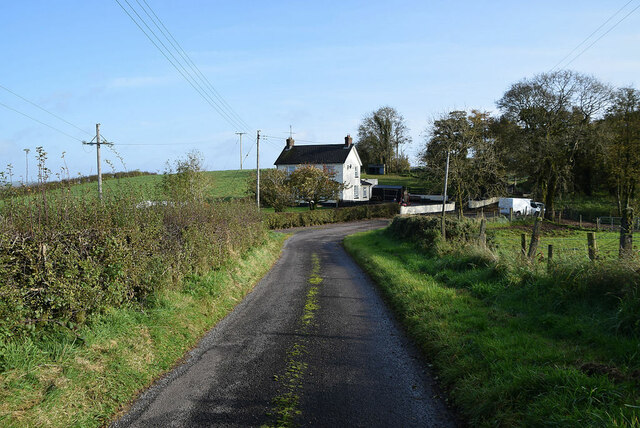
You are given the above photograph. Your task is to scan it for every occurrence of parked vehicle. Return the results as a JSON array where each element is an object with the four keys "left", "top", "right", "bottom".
[{"left": 498, "top": 197, "right": 544, "bottom": 216}]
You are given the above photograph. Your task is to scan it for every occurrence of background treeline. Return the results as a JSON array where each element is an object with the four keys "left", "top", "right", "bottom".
[{"left": 357, "top": 71, "right": 640, "bottom": 227}]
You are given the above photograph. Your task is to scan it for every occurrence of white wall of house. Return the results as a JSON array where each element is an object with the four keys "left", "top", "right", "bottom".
[{"left": 275, "top": 147, "right": 367, "bottom": 202}]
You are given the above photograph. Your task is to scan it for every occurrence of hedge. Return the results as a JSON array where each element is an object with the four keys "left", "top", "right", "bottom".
[
  {"left": 262, "top": 203, "right": 400, "bottom": 229},
  {"left": 0, "top": 197, "right": 266, "bottom": 340}
]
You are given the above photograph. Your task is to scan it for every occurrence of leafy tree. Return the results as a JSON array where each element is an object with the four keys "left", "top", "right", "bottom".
[
  {"left": 601, "top": 87, "right": 640, "bottom": 255},
  {"left": 249, "top": 169, "right": 295, "bottom": 212},
  {"left": 356, "top": 106, "right": 411, "bottom": 172},
  {"left": 288, "top": 164, "right": 342, "bottom": 210},
  {"left": 497, "top": 70, "right": 611, "bottom": 218},
  {"left": 160, "top": 150, "right": 212, "bottom": 202},
  {"left": 421, "top": 110, "right": 504, "bottom": 218}
]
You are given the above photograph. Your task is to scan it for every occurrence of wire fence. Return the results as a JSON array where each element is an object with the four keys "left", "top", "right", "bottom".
[{"left": 493, "top": 232, "right": 636, "bottom": 261}]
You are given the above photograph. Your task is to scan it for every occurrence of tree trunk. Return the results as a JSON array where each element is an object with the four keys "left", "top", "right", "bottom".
[{"left": 543, "top": 172, "right": 558, "bottom": 221}]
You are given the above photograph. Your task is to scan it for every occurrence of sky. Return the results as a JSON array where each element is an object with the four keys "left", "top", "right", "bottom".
[{"left": 1, "top": 0, "right": 639, "bottom": 183}]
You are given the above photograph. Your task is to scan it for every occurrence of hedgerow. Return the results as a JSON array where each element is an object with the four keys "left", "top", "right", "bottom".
[
  {"left": 262, "top": 203, "right": 399, "bottom": 229},
  {"left": 0, "top": 188, "right": 265, "bottom": 342}
]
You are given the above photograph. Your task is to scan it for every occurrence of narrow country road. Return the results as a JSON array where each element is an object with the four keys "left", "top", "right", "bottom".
[{"left": 113, "top": 220, "right": 457, "bottom": 427}]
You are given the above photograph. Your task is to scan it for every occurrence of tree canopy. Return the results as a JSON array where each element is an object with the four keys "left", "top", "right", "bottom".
[
  {"left": 421, "top": 110, "right": 504, "bottom": 217},
  {"left": 356, "top": 106, "right": 411, "bottom": 173},
  {"left": 496, "top": 70, "right": 612, "bottom": 218}
]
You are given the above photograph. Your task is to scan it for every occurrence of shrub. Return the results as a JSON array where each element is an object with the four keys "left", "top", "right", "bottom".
[
  {"left": 262, "top": 203, "right": 399, "bottom": 229},
  {"left": 386, "top": 215, "right": 476, "bottom": 251},
  {"left": 0, "top": 193, "right": 265, "bottom": 340}
]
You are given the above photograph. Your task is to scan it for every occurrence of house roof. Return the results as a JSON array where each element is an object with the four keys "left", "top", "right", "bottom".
[{"left": 274, "top": 144, "right": 354, "bottom": 165}]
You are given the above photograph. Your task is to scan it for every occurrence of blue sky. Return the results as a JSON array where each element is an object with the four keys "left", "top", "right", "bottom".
[{"left": 1, "top": 1, "right": 639, "bottom": 182}]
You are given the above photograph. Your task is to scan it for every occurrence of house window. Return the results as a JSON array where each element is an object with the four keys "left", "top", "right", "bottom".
[
  {"left": 287, "top": 165, "right": 296, "bottom": 174},
  {"left": 355, "top": 166, "right": 359, "bottom": 178},
  {"left": 363, "top": 186, "right": 367, "bottom": 199},
  {"left": 354, "top": 185, "right": 359, "bottom": 199}
]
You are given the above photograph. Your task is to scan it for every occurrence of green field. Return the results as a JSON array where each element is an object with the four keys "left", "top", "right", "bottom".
[
  {"left": 362, "top": 172, "right": 429, "bottom": 193},
  {"left": 1, "top": 170, "right": 254, "bottom": 205}
]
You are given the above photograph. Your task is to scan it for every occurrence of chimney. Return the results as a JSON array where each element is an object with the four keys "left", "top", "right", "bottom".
[
  {"left": 286, "top": 137, "right": 295, "bottom": 150},
  {"left": 344, "top": 134, "right": 353, "bottom": 148}
]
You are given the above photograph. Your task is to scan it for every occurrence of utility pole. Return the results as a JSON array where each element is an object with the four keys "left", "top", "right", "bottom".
[
  {"left": 83, "top": 123, "right": 112, "bottom": 199},
  {"left": 256, "top": 130, "right": 260, "bottom": 208},
  {"left": 236, "top": 132, "right": 246, "bottom": 170},
  {"left": 441, "top": 149, "right": 450, "bottom": 240},
  {"left": 23, "top": 148, "right": 30, "bottom": 185}
]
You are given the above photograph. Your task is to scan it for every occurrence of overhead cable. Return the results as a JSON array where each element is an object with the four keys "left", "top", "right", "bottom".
[
  {"left": 114, "top": 0, "right": 250, "bottom": 132},
  {"left": 0, "top": 101, "right": 85, "bottom": 142},
  {"left": 552, "top": 0, "right": 640, "bottom": 70},
  {"left": 137, "top": 0, "right": 252, "bottom": 131}
]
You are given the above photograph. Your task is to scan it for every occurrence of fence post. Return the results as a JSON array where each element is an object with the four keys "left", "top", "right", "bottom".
[
  {"left": 527, "top": 215, "right": 542, "bottom": 260},
  {"left": 547, "top": 244, "right": 553, "bottom": 271},
  {"left": 479, "top": 218, "right": 487, "bottom": 248},
  {"left": 619, "top": 207, "right": 633, "bottom": 259},
  {"left": 587, "top": 232, "right": 597, "bottom": 261},
  {"left": 552, "top": 209, "right": 555, "bottom": 221},
  {"left": 611, "top": 217, "right": 614, "bottom": 230},
  {"left": 579, "top": 214, "right": 582, "bottom": 229},
  {"left": 509, "top": 207, "right": 513, "bottom": 222},
  {"left": 521, "top": 234, "right": 527, "bottom": 257},
  {"left": 596, "top": 217, "right": 600, "bottom": 231}
]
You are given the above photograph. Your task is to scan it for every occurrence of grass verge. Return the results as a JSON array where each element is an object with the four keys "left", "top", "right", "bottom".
[
  {"left": 344, "top": 229, "right": 640, "bottom": 426},
  {"left": 0, "top": 232, "right": 286, "bottom": 427}
]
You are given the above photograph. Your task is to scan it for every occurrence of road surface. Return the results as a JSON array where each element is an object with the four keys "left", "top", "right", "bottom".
[{"left": 113, "top": 220, "right": 458, "bottom": 427}]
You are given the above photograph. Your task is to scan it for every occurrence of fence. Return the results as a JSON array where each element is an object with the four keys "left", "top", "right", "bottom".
[
  {"left": 468, "top": 197, "right": 500, "bottom": 209},
  {"left": 400, "top": 203, "right": 455, "bottom": 215},
  {"left": 489, "top": 227, "right": 637, "bottom": 262},
  {"left": 596, "top": 216, "right": 640, "bottom": 232}
]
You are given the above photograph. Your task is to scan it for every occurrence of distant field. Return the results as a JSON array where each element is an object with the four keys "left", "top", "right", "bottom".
[
  {"left": 361, "top": 172, "right": 429, "bottom": 193},
  {"left": 2, "top": 170, "right": 254, "bottom": 203}
]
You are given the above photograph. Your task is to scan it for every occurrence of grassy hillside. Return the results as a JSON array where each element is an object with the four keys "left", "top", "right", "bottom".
[{"left": 1, "top": 170, "right": 253, "bottom": 204}]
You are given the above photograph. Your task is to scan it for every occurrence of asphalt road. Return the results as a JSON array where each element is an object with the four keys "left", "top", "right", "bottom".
[{"left": 113, "top": 220, "right": 458, "bottom": 427}]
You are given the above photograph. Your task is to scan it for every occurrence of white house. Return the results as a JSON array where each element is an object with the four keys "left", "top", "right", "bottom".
[{"left": 273, "top": 135, "right": 373, "bottom": 202}]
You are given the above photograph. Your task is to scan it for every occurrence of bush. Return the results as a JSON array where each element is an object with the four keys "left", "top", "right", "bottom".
[
  {"left": 386, "top": 215, "right": 476, "bottom": 251},
  {"left": 0, "top": 194, "right": 266, "bottom": 340},
  {"left": 262, "top": 203, "right": 399, "bottom": 229}
]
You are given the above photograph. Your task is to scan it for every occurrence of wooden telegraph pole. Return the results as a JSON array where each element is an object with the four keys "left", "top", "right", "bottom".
[
  {"left": 256, "top": 130, "right": 260, "bottom": 208},
  {"left": 83, "top": 123, "right": 112, "bottom": 199},
  {"left": 441, "top": 150, "right": 450, "bottom": 240},
  {"left": 236, "top": 132, "right": 246, "bottom": 170}
]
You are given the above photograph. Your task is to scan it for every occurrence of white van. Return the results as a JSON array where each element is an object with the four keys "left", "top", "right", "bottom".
[{"left": 498, "top": 197, "right": 544, "bottom": 216}]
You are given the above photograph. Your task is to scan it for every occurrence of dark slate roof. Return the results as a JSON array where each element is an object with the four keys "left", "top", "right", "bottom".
[{"left": 274, "top": 144, "right": 353, "bottom": 165}]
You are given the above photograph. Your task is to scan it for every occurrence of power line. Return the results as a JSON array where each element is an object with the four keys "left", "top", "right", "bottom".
[
  {"left": 552, "top": 0, "right": 640, "bottom": 70},
  {"left": 137, "top": 0, "right": 252, "bottom": 131},
  {"left": 0, "top": 84, "right": 93, "bottom": 136},
  {"left": 114, "top": 0, "right": 250, "bottom": 132},
  {"left": 0, "top": 100, "right": 84, "bottom": 142}
]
